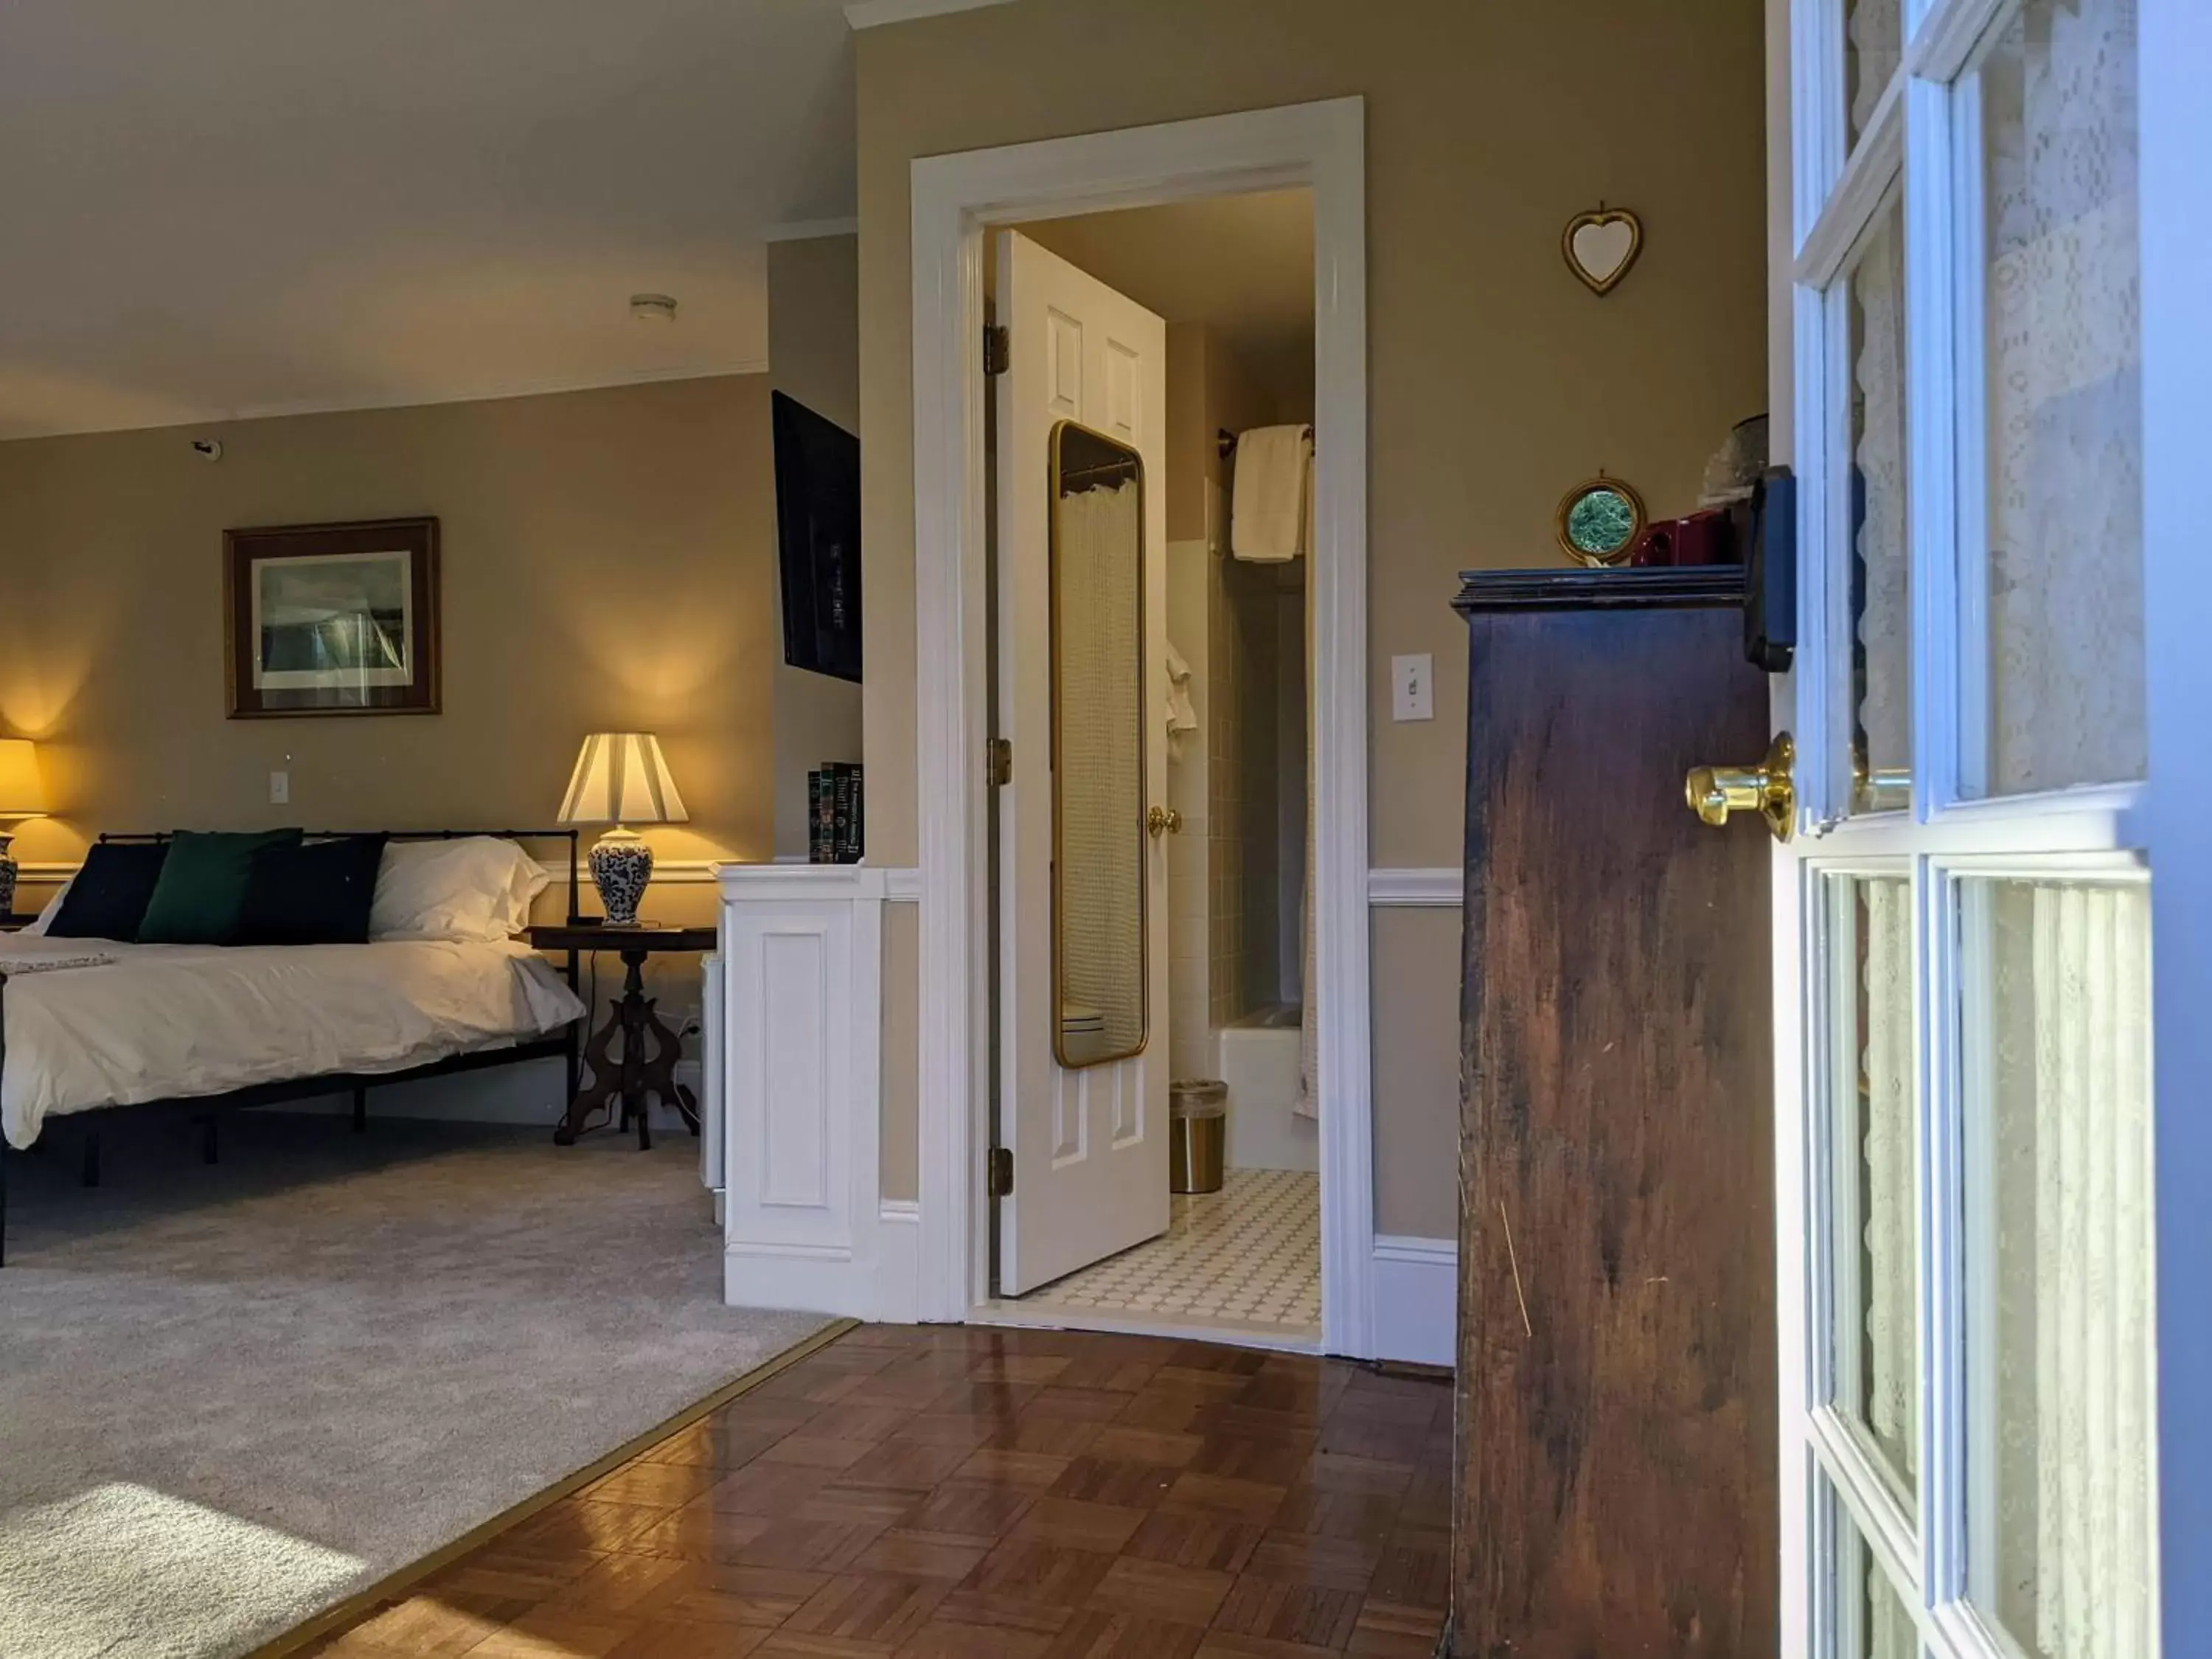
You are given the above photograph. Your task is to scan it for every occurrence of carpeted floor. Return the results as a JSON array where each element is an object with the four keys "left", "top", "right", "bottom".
[{"left": 0, "top": 1113, "right": 831, "bottom": 1659}]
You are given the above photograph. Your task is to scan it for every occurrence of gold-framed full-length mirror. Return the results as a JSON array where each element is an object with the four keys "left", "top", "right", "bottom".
[{"left": 1048, "top": 419, "right": 1149, "bottom": 1071}]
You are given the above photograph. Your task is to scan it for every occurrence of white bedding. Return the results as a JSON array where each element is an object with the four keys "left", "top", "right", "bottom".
[{"left": 0, "top": 934, "right": 586, "bottom": 1150}]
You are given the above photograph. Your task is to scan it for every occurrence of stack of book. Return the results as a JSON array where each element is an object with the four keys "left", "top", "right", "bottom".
[{"left": 808, "top": 762, "right": 864, "bottom": 863}]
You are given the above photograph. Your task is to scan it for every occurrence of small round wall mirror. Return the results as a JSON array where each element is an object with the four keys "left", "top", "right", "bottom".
[{"left": 1555, "top": 475, "right": 1646, "bottom": 567}]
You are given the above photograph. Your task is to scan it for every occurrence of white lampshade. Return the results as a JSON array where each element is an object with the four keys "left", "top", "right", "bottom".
[
  {"left": 0, "top": 739, "right": 46, "bottom": 818},
  {"left": 557, "top": 733, "right": 689, "bottom": 827}
]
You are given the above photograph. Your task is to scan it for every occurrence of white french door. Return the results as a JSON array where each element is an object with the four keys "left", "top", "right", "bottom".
[{"left": 1777, "top": 0, "right": 2169, "bottom": 1655}]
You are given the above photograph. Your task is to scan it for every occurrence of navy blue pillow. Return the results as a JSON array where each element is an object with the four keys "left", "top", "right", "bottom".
[
  {"left": 46, "top": 841, "right": 171, "bottom": 941},
  {"left": 235, "top": 834, "right": 389, "bottom": 946}
]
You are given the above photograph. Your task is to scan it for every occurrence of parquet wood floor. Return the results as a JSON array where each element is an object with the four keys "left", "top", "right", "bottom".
[{"left": 302, "top": 1323, "right": 1451, "bottom": 1658}]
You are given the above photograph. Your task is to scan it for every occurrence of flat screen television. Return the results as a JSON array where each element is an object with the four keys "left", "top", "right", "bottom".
[{"left": 772, "top": 391, "right": 862, "bottom": 683}]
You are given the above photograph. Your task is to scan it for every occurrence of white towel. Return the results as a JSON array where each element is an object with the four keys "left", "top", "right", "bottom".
[
  {"left": 1164, "top": 639, "right": 1198, "bottom": 757},
  {"left": 1230, "top": 425, "right": 1312, "bottom": 563}
]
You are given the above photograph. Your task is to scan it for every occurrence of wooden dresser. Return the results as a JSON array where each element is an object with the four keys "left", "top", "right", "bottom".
[{"left": 1449, "top": 567, "right": 1778, "bottom": 1655}]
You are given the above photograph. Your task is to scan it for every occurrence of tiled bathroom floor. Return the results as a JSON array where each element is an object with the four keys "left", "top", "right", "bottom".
[{"left": 1011, "top": 1167, "right": 1321, "bottom": 1335}]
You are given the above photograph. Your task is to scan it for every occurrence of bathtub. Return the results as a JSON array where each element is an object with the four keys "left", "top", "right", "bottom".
[{"left": 1216, "top": 1003, "right": 1318, "bottom": 1173}]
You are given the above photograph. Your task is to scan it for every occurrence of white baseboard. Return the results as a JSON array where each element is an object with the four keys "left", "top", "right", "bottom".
[
  {"left": 875, "top": 1200, "right": 922, "bottom": 1322},
  {"left": 1371, "top": 1234, "right": 1456, "bottom": 1368},
  {"left": 723, "top": 1203, "right": 921, "bottom": 1323}
]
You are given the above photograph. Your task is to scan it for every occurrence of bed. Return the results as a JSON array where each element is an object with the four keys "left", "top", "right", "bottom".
[{"left": 0, "top": 830, "right": 591, "bottom": 1265}]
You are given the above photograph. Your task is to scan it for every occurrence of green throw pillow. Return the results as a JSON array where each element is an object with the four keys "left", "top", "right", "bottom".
[{"left": 136, "top": 829, "right": 304, "bottom": 945}]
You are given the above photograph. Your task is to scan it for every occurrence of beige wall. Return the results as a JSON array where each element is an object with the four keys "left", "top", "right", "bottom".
[
  {"left": 0, "top": 375, "right": 781, "bottom": 1006},
  {"left": 880, "top": 897, "right": 921, "bottom": 1202},
  {"left": 768, "top": 235, "right": 866, "bottom": 860},
  {"left": 855, "top": 0, "right": 1767, "bottom": 1235}
]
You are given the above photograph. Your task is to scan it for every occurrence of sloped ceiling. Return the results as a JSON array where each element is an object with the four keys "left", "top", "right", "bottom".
[{"left": 0, "top": 0, "right": 860, "bottom": 439}]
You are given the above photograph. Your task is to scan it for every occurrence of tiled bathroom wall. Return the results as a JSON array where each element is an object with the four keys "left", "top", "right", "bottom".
[
  {"left": 1207, "top": 533, "right": 1248, "bottom": 1025},
  {"left": 1166, "top": 532, "right": 1214, "bottom": 1083}
]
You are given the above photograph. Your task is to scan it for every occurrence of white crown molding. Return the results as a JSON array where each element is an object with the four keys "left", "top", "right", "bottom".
[
  {"left": 764, "top": 218, "right": 860, "bottom": 243},
  {"left": 1366, "top": 867, "right": 1463, "bottom": 908},
  {"left": 3, "top": 361, "right": 770, "bottom": 445},
  {"left": 844, "top": 0, "right": 1017, "bottom": 29}
]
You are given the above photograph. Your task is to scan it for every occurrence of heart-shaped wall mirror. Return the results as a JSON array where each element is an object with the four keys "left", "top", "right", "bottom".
[
  {"left": 1562, "top": 205, "right": 1643, "bottom": 296},
  {"left": 1556, "top": 473, "right": 1646, "bottom": 566}
]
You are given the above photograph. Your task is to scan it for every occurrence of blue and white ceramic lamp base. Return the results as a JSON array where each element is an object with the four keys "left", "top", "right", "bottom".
[{"left": 588, "top": 830, "right": 654, "bottom": 927}]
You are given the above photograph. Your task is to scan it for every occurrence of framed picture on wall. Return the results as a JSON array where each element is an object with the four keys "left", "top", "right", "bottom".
[{"left": 224, "top": 518, "right": 440, "bottom": 717}]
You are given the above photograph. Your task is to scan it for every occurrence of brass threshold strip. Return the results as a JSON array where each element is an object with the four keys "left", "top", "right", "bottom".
[{"left": 245, "top": 1317, "right": 860, "bottom": 1659}]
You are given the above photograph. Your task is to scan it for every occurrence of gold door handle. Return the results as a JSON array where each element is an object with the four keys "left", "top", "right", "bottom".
[
  {"left": 1685, "top": 732, "right": 1796, "bottom": 844},
  {"left": 1147, "top": 806, "right": 1183, "bottom": 838}
]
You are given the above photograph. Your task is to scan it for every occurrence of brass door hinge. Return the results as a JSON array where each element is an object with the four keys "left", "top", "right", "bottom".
[
  {"left": 987, "top": 738, "right": 1013, "bottom": 787},
  {"left": 987, "top": 1146, "right": 1014, "bottom": 1197},
  {"left": 984, "top": 324, "right": 1010, "bottom": 376}
]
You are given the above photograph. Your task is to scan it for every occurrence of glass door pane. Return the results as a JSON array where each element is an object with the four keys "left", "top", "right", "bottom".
[
  {"left": 1847, "top": 206, "right": 1911, "bottom": 815},
  {"left": 1847, "top": 0, "right": 1902, "bottom": 142},
  {"left": 1861, "top": 1553, "right": 1920, "bottom": 1659},
  {"left": 1962, "top": 876, "right": 2157, "bottom": 1658},
  {"left": 1825, "top": 874, "right": 1918, "bottom": 1498},
  {"left": 1974, "top": 0, "right": 2145, "bottom": 796},
  {"left": 1828, "top": 1472, "right": 1921, "bottom": 1659}
]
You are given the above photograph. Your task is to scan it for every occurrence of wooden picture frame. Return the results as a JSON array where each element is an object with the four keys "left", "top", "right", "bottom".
[{"left": 224, "top": 518, "right": 440, "bottom": 718}]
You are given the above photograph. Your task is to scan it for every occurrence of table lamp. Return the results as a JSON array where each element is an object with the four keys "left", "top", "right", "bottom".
[
  {"left": 0, "top": 738, "right": 47, "bottom": 917},
  {"left": 557, "top": 733, "right": 688, "bottom": 927}
]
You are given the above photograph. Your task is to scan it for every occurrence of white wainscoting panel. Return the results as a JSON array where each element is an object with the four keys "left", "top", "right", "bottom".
[
  {"left": 720, "top": 864, "right": 897, "bottom": 1319},
  {"left": 1371, "top": 1234, "right": 1457, "bottom": 1368}
]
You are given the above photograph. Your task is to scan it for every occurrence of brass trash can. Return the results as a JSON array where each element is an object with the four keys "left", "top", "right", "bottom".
[{"left": 1169, "top": 1079, "right": 1228, "bottom": 1194}]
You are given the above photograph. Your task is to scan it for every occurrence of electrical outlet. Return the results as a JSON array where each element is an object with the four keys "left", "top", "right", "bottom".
[
  {"left": 1391, "top": 653, "right": 1434, "bottom": 722},
  {"left": 269, "top": 770, "right": 291, "bottom": 805}
]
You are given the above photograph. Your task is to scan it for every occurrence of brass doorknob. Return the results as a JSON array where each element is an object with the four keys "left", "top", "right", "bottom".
[
  {"left": 1147, "top": 806, "right": 1183, "bottom": 838},
  {"left": 1685, "top": 732, "right": 1796, "bottom": 844}
]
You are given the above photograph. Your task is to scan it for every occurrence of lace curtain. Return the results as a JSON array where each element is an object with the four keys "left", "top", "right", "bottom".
[
  {"left": 1848, "top": 0, "right": 1901, "bottom": 138},
  {"left": 1852, "top": 211, "right": 1911, "bottom": 799},
  {"left": 1861, "top": 880, "right": 1919, "bottom": 1493},
  {"left": 1980, "top": 879, "right": 2157, "bottom": 1658},
  {"left": 1982, "top": 0, "right": 2145, "bottom": 796}
]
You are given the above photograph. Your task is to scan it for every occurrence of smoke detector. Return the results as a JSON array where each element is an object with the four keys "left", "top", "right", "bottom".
[{"left": 629, "top": 293, "right": 678, "bottom": 323}]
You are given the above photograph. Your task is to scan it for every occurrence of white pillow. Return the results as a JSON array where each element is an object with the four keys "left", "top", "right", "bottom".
[
  {"left": 19, "top": 880, "right": 72, "bottom": 937},
  {"left": 369, "top": 837, "right": 549, "bottom": 943}
]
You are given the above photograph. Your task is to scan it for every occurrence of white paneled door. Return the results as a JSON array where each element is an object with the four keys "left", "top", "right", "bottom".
[
  {"left": 1773, "top": 1, "right": 2168, "bottom": 1654},
  {"left": 992, "top": 230, "right": 1170, "bottom": 1295}
]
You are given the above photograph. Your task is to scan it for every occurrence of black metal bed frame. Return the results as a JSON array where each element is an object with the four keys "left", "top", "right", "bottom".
[{"left": 0, "top": 827, "right": 586, "bottom": 1267}]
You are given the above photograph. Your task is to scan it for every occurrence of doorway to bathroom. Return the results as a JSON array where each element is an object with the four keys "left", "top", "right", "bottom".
[
  {"left": 908, "top": 98, "right": 1371, "bottom": 1358},
  {"left": 981, "top": 188, "right": 1323, "bottom": 1349}
]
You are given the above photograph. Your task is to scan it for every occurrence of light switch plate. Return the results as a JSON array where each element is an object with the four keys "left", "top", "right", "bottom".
[
  {"left": 1391, "top": 653, "right": 1434, "bottom": 722},
  {"left": 269, "top": 770, "right": 290, "bottom": 805}
]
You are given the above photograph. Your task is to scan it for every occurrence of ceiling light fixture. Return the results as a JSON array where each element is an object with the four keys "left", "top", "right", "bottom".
[{"left": 629, "top": 293, "right": 679, "bottom": 324}]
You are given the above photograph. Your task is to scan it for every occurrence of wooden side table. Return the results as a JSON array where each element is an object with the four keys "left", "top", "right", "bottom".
[{"left": 527, "top": 923, "right": 718, "bottom": 1150}]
